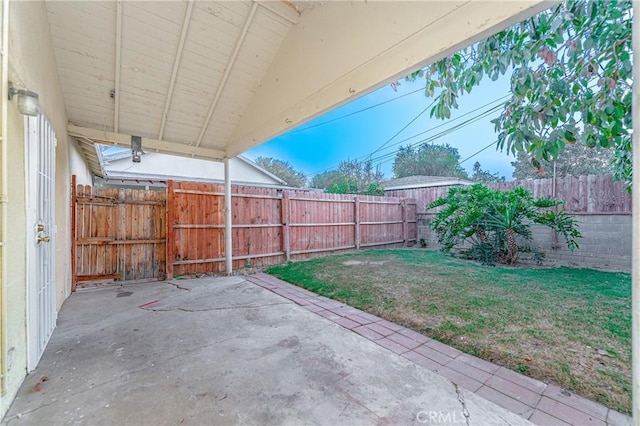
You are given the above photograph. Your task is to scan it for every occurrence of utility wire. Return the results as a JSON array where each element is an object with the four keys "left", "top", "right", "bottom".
[
  {"left": 287, "top": 86, "right": 426, "bottom": 134},
  {"left": 365, "top": 103, "right": 503, "bottom": 162},
  {"left": 459, "top": 140, "right": 499, "bottom": 164},
  {"left": 365, "top": 98, "right": 438, "bottom": 159},
  {"left": 307, "top": 96, "right": 509, "bottom": 178},
  {"left": 374, "top": 138, "right": 500, "bottom": 171},
  {"left": 371, "top": 96, "right": 508, "bottom": 154},
  {"left": 368, "top": 138, "right": 503, "bottom": 174},
  {"left": 307, "top": 105, "right": 489, "bottom": 177},
  {"left": 363, "top": 111, "right": 497, "bottom": 166}
]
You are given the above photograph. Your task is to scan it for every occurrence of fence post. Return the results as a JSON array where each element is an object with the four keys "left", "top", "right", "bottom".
[
  {"left": 166, "top": 180, "right": 175, "bottom": 280},
  {"left": 551, "top": 170, "right": 559, "bottom": 249},
  {"left": 70, "top": 174, "right": 77, "bottom": 292},
  {"left": 354, "top": 196, "right": 360, "bottom": 250},
  {"left": 224, "top": 160, "right": 233, "bottom": 275},
  {"left": 282, "top": 191, "right": 291, "bottom": 262},
  {"left": 402, "top": 199, "right": 408, "bottom": 247}
]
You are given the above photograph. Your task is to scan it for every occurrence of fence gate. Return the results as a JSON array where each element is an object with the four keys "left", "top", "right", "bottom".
[{"left": 71, "top": 182, "right": 167, "bottom": 289}]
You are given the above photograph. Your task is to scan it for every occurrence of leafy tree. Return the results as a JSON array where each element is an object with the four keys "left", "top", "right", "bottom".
[
  {"left": 471, "top": 161, "right": 506, "bottom": 183},
  {"left": 511, "top": 143, "right": 615, "bottom": 179},
  {"left": 393, "top": 143, "right": 468, "bottom": 178},
  {"left": 410, "top": 0, "right": 632, "bottom": 186},
  {"left": 309, "top": 170, "right": 343, "bottom": 189},
  {"left": 428, "top": 184, "right": 581, "bottom": 265},
  {"left": 325, "top": 159, "right": 385, "bottom": 195},
  {"left": 253, "top": 156, "right": 306, "bottom": 188}
]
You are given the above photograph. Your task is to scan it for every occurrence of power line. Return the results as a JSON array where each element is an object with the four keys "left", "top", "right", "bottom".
[
  {"left": 287, "top": 86, "right": 426, "bottom": 134},
  {"left": 366, "top": 90, "right": 507, "bottom": 162},
  {"left": 459, "top": 140, "right": 499, "bottom": 164},
  {"left": 366, "top": 103, "right": 504, "bottom": 162},
  {"left": 365, "top": 98, "right": 438, "bottom": 159},
  {"left": 370, "top": 96, "right": 509, "bottom": 155},
  {"left": 365, "top": 111, "right": 497, "bottom": 166},
  {"left": 374, "top": 138, "right": 501, "bottom": 172},
  {"left": 307, "top": 96, "right": 509, "bottom": 178},
  {"left": 361, "top": 138, "right": 502, "bottom": 174}
]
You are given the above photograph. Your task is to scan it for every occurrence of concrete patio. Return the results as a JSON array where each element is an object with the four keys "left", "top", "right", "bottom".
[
  {"left": 1, "top": 276, "right": 531, "bottom": 425},
  {"left": 248, "top": 274, "right": 632, "bottom": 426}
]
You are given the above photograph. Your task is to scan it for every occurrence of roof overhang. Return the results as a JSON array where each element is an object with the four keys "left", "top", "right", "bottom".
[
  {"left": 383, "top": 179, "right": 473, "bottom": 191},
  {"left": 68, "top": 125, "right": 226, "bottom": 161},
  {"left": 47, "top": 1, "right": 554, "bottom": 162}
]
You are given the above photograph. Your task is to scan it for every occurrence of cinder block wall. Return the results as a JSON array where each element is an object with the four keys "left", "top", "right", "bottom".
[
  {"left": 417, "top": 214, "right": 439, "bottom": 248},
  {"left": 417, "top": 213, "right": 631, "bottom": 272}
]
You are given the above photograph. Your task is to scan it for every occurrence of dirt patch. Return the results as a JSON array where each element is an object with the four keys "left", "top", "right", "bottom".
[{"left": 342, "top": 260, "right": 386, "bottom": 266}]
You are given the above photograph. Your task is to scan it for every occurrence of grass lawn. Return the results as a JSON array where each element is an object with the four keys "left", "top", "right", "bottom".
[{"left": 265, "top": 249, "right": 631, "bottom": 414}]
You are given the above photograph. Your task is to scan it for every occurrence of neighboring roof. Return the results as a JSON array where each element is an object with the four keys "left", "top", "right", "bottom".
[
  {"left": 101, "top": 145, "right": 131, "bottom": 163},
  {"left": 75, "top": 137, "right": 105, "bottom": 177},
  {"left": 237, "top": 156, "right": 288, "bottom": 185},
  {"left": 381, "top": 175, "right": 472, "bottom": 191},
  {"left": 99, "top": 146, "right": 287, "bottom": 187},
  {"left": 94, "top": 176, "right": 293, "bottom": 191}
]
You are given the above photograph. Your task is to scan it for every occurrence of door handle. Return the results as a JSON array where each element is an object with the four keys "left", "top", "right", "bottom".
[{"left": 37, "top": 236, "right": 50, "bottom": 244}]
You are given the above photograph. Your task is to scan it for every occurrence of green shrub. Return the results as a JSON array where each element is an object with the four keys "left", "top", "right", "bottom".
[{"left": 427, "top": 184, "right": 581, "bottom": 265}]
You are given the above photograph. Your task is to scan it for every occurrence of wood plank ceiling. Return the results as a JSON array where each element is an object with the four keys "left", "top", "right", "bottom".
[
  {"left": 47, "top": 1, "right": 551, "bottom": 165},
  {"left": 48, "top": 0, "right": 302, "bottom": 159}
]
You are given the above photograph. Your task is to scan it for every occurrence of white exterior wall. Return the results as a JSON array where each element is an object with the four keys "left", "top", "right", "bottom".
[
  {"left": 69, "top": 139, "right": 93, "bottom": 186},
  {"left": 104, "top": 154, "right": 283, "bottom": 186},
  {"left": 1, "top": 0, "right": 91, "bottom": 417}
]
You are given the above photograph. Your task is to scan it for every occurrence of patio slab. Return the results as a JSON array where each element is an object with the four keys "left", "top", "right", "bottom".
[
  {"left": 247, "top": 273, "right": 632, "bottom": 426},
  {"left": 3, "top": 276, "right": 529, "bottom": 425}
]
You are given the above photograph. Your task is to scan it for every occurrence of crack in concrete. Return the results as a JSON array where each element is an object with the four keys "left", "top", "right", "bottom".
[
  {"left": 166, "top": 281, "right": 191, "bottom": 291},
  {"left": 454, "top": 384, "right": 471, "bottom": 426},
  {"left": 2, "top": 334, "right": 255, "bottom": 423},
  {"left": 333, "top": 385, "right": 382, "bottom": 421},
  {"left": 142, "top": 302, "right": 290, "bottom": 312},
  {"left": 494, "top": 411, "right": 517, "bottom": 426}
]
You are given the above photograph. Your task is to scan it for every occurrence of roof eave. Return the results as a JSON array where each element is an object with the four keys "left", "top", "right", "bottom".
[{"left": 383, "top": 179, "right": 473, "bottom": 191}]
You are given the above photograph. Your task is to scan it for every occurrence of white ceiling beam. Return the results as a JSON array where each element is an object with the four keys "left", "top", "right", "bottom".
[
  {"left": 256, "top": 1, "right": 298, "bottom": 25},
  {"left": 226, "top": 0, "right": 555, "bottom": 157},
  {"left": 158, "top": 0, "right": 194, "bottom": 140},
  {"left": 69, "top": 124, "right": 226, "bottom": 161},
  {"left": 195, "top": 2, "right": 258, "bottom": 148},
  {"left": 114, "top": 0, "right": 123, "bottom": 133}
]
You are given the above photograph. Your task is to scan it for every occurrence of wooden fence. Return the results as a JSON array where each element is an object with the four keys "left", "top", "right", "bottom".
[
  {"left": 487, "top": 174, "right": 631, "bottom": 214},
  {"left": 72, "top": 177, "right": 417, "bottom": 286},
  {"left": 166, "top": 181, "right": 417, "bottom": 277},
  {"left": 71, "top": 176, "right": 167, "bottom": 290},
  {"left": 386, "top": 174, "right": 631, "bottom": 214}
]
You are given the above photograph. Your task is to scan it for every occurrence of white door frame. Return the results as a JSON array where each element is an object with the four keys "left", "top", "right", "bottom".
[{"left": 25, "top": 114, "right": 57, "bottom": 371}]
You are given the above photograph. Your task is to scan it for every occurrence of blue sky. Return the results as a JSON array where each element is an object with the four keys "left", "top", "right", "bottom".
[{"left": 246, "top": 74, "right": 516, "bottom": 181}]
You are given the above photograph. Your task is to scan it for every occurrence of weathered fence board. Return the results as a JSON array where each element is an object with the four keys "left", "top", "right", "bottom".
[
  {"left": 73, "top": 178, "right": 417, "bottom": 285},
  {"left": 166, "top": 181, "right": 417, "bottom": 277},
  {"left": 385, "top": 185, "right": 456, "bottom": 215},
  {"left": 386, "top": 174, "right": 631, "bottom": 214},
  {"left": 489, "top": 174, "right": 631, "bottom": 213},
  {"left": 72, "top": 184, "right": 167, "bottom": 289}
]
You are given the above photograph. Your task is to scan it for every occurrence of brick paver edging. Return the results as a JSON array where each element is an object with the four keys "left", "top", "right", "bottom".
[{"left": 246, "top": 273, "right": 631, "bottom": 426}]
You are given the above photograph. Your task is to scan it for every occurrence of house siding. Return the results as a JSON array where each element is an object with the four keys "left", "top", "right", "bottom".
[
  {"left": 103, "top": 154, "right": 285, "bottom": 186},
  {"left": 2, "top": 0, "right": 91, "bottom": 417}
]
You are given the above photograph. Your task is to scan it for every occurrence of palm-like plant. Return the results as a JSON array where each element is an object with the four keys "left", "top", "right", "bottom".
[{"left": 428, "top": 184, "right": 581, "bottom": 265}]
